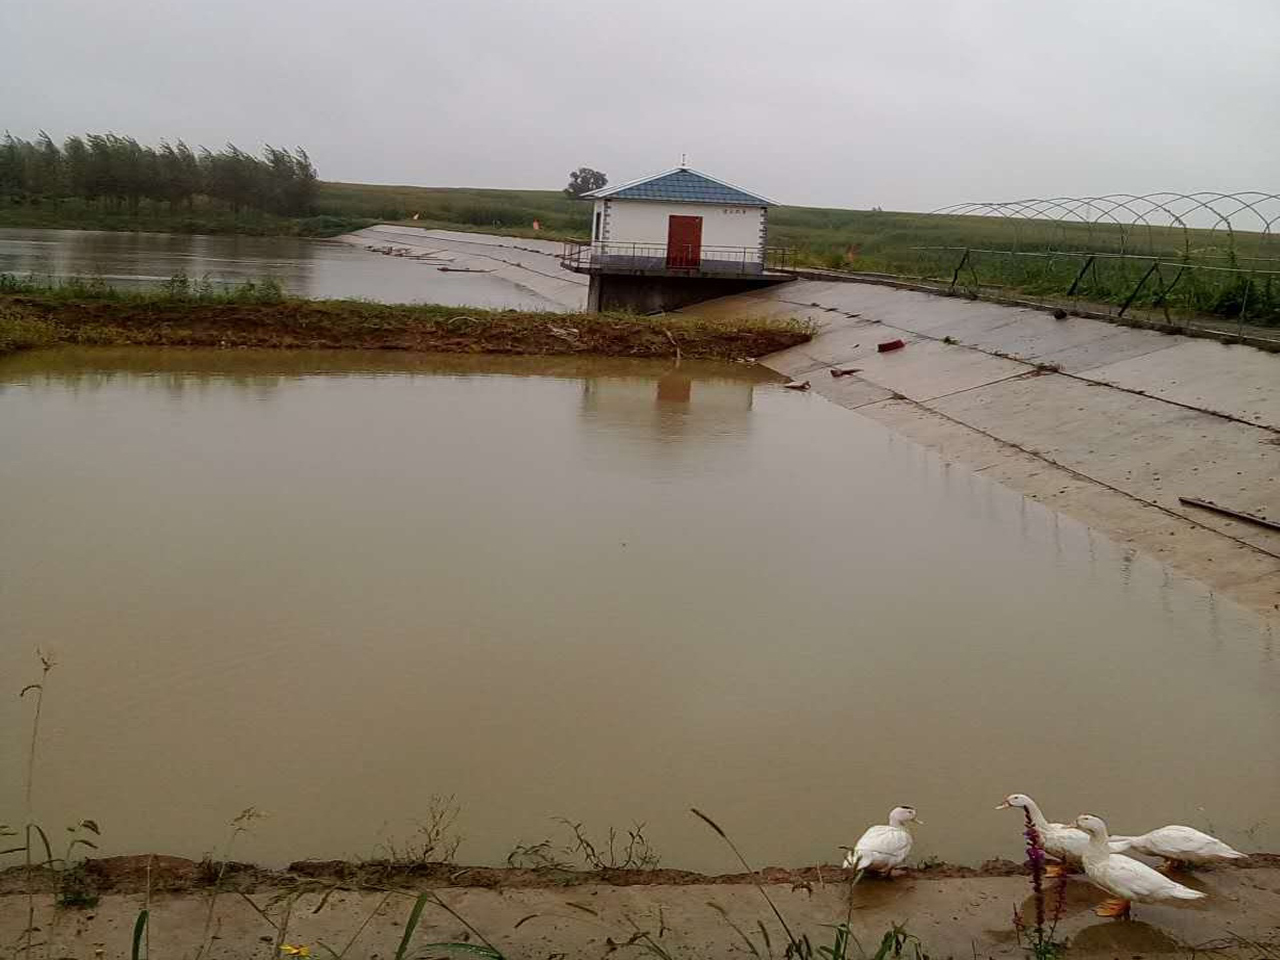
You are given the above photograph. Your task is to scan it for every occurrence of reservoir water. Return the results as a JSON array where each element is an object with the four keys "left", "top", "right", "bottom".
[
  {"left": 0, "top": 226, "right": 571, "bottom": 308},
  {"left": 1, "top": 347, "right": 1276, "bottom": 871}
]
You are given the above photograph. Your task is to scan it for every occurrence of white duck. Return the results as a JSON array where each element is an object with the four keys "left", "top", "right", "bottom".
[
  {"left": 841, "top": 805, "right": 921, "bottom": 875},
  {"left": 1075, "top": 814, "right": 1206, "bottom": 919},
  {"left": 996, "top": 793, "right": 1087, "bottom": 875},
  {"left": 1109, "top": 825, "right": 1245, "bottom": 868}
]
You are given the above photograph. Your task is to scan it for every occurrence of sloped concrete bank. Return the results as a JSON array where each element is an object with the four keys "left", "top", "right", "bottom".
[
  {"left": 682, "top": 282, "right": 1280, "bottom": 621},
  {"left": 3, "top": 857, "right": 1279, "bottom": 959},
  {"left": 335, "top": 225, "right": 590, "bottom": 310}
]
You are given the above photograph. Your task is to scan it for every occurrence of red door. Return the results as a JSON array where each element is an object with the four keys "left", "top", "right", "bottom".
[{"left": 666, "top": 215, "right": 702, "bottom": 269}]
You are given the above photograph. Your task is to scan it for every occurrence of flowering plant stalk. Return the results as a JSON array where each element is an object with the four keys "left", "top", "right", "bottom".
[{"left": 1013, "top": 809, "right": 1066, "bottom": 960}]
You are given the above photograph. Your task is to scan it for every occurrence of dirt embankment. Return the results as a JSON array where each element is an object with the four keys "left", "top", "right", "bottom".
[
  {"left": 0, "top": 295, "right": 812, "bottom": 361},
  {"left": 4, "top": 855, "right": 1280, "bottom": 960},
  {"left": 1, "top": 854, "right": 1049, "bottom": 898},
  {"left": 5, "top": 851, "right": 1278, "bottom": 898}
]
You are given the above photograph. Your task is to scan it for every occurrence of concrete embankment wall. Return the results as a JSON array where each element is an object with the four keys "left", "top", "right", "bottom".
[
  {"left": 587, "top": 271, "right": 788, "bottom": 313},
  {"left": 681, "top": 282, "right": 1280, "bottom": 621}
]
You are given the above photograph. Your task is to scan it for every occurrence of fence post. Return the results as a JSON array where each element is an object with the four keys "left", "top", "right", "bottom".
[
  {"left": 968, "top": 250, "right": 982, "bottom": 294},
  {"left": 1118, "top": 260, "right": 1160, "bottom": 318},
  {"left": 1152, "top": 264, "right": 1185, "bottom": 324},
  {"left": 1238, "top": 269, "right": 1256, "bottom": 342},
  {"left": 949, "top": 248, "right": 970, "bottom": 294},
  {"left": 1067, "top": 255, "right": 1096, "bottom": 297}
]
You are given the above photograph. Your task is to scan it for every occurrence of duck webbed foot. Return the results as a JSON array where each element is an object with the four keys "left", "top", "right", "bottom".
[{"left": 1094, "top": 897, "right": 1132, "bottom": 920}]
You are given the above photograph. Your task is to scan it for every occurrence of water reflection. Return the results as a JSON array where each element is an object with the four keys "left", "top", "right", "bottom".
[
  {"left": 1, "top": 346, "right": 773, "bottom": 399},
  {"left": 0, "top": 228, "right": 322, "bottom": 290}
]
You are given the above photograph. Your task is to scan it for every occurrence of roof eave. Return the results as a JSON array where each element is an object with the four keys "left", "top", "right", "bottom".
[
  {"left": 596, "top": 195, "right": 769, "bottom": 207},
  {"left": 582, "top": 166, "right": 774, "bottom": 205}
]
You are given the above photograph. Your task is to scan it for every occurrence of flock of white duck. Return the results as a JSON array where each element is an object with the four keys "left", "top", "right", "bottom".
[{"left": 841, "top": 794, "right": 1246, "bottom": 921}]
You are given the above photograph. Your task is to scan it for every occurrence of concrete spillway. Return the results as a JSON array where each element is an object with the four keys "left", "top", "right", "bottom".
[
  {"left": 335, "top": 225, "right": 589, "bottom": 310},
  {"left": 681, "top": 281, "right": 1280, "bottom": 620}
]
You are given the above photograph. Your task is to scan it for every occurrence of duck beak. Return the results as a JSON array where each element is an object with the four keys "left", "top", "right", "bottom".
[
  {"left": 996, "top": 801, "right": 1011, "bottom": 810},
  {"left": 913, "top": 818, "right": 925, "bottom": 826}
]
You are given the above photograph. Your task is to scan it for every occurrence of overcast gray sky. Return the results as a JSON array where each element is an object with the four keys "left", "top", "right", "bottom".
[{"left": 3, "top": 0, "right": 1277, "bottom": 211}]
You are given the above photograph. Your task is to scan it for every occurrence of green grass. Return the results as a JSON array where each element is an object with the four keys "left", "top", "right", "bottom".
[
  {"left": 0, "top": 307, "right": 58, "bottom": 355},
  {"left": 0, "top": 197, "right": 372, "bottom": 237},
  {"left": 0, "top": 271, "right": 288, "bottom": 304},
  {"left": 316, "top": 182, "right": 590, "bottom": 240},
  {"left": 0, "top": 277, "right": 814, "bottom": 360}
]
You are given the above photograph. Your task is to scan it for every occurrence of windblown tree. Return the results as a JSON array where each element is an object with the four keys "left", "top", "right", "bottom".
[
  {"left": 564, "top": 166, "right": 607, "bottom": 198},
  {"left": 0, "top": 130, "right": 319, "bottom": 216}
]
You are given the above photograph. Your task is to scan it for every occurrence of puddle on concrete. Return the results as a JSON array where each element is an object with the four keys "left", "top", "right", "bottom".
[{"left": 1, "top": 347, "right": 1277, "bottom": 871}]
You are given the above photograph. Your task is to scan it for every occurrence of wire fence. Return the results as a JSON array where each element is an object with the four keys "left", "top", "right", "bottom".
[
  {"left": 918, "top": 192, "right": 1280, "bottom": 335},
  {"left": 931, "top": 192, "right": 1280, "bottom": 259}
]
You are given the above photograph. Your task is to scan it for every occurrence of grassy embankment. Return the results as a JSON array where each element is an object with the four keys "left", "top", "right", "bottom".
[
  {"left": 6, "top": 180, "right": 1278, "bottom": 323},
  {"left": 0, "top": 276, "right": 813, "bottom": 360}
]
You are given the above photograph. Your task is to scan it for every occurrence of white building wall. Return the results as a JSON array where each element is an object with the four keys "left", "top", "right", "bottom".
[
  {"left": 591, "top": 200, "right": 605, "bottom": 242},
  {"left": 601, "top": 200, "right": 766, "bottom": 257}
]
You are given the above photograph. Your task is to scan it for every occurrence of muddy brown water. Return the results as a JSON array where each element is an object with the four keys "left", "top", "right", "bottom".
[
  {"left": 1, "top": 347, "right": 1277, "bottom": 873},
  {"left": 0, "top": 227, "right": 560, "bottom": 308}
]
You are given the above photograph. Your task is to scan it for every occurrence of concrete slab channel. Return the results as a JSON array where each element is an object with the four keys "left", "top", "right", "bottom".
[{"left": 679, "top": 282, "right": 1280, "bottom": 622}]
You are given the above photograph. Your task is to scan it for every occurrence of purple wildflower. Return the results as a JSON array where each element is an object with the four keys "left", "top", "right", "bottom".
[{"left": 1023, "top": 810, "right": 1046, "bottom": 935}]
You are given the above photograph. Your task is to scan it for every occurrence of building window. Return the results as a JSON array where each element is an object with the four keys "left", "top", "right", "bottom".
[{"left": 594, "top": 211, "right": 602, "bottom": 242}]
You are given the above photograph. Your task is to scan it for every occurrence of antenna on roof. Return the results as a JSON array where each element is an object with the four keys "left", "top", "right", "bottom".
[{"left": 679, "top": 152, "right": 688, "bottom": 168}]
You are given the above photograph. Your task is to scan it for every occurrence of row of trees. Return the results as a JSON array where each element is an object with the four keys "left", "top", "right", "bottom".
[{"left": 0, "top": 132, "right": 319, "bottom": 216}]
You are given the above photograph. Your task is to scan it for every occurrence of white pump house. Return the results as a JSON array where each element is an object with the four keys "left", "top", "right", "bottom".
[{"left": 567, "top": 167, "right": 775, "bottom": 276}]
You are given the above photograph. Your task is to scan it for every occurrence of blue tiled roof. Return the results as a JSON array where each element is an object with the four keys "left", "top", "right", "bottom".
[{"left": 587, "top": 168, "right": 771, "bottom": 206}]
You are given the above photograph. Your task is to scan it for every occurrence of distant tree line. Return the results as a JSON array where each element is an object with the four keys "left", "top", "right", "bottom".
[{"left": 0, "top": 131, "right": 319, "bottom": 216}]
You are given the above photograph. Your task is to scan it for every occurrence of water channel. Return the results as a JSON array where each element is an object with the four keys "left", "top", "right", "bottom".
[
  {"left": 0, "top": 226, "right": 566, "bottom": 308},
  {"left": 2, "top": 346, "right": 1276, "bottom": 871}
]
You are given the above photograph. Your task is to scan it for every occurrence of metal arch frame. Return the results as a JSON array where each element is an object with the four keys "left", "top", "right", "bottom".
[{"left": 932, "top": 191, "right": 1280, "bottom": 263}]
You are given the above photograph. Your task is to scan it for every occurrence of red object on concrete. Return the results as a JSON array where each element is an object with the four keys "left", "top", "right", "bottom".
[{"left": 877, "top": 339, "right": 906, "bottom": 353}]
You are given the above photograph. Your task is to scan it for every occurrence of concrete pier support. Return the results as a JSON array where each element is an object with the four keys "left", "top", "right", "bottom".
[{"left": 587, "top": 273, "right": 790, "bottom": 313}]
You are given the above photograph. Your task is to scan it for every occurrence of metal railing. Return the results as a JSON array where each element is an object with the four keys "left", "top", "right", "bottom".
[{"left": 561, "top": 241, "right": 796, "bottom": 275}]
